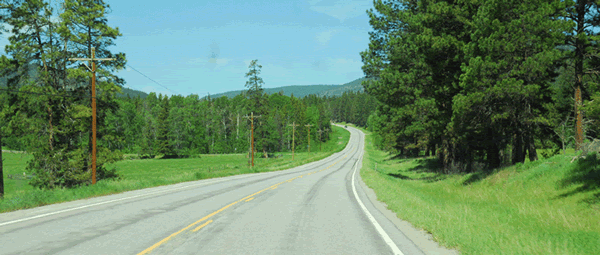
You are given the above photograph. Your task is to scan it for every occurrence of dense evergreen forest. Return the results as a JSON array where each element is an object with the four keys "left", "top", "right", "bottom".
[
  {"left": 100, "top": 92, "right": 333, "bottom": 158},
  {"left": 361, "top": 0, "right": 600, "bottom": 172}
]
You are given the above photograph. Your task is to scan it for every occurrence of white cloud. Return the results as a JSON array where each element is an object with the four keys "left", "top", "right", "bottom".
[{"left": 308, "top": 0, "right": 371, "bottom": 22}]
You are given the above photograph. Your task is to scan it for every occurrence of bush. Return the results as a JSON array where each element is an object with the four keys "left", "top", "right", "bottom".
[{"left": 27, "top": 147, "right": 121, "bottom": 189}]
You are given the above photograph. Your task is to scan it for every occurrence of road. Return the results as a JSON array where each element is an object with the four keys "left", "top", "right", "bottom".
[{"left": 0, "top": 126, "right": 455, "bottom": 255}]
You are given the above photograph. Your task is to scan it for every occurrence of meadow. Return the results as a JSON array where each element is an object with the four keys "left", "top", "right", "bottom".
[
  {"left": 0, "top": 126, "right": 350, "bottom": 213},
  {"left": 358, "top": 128, "right": 600, "bottom": 255}
]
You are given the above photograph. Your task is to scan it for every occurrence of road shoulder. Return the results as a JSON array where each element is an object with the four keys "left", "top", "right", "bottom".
[{"left": 357, "top": 170, "right": 459, "bottom": 255}]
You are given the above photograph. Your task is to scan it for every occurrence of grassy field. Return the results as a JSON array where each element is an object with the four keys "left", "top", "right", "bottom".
[
  {"left": 0, "top": 126, "right": 350, "bottom": 213},
  {"left": 359, "top": 129, "right": 600, "bottom": 254}
]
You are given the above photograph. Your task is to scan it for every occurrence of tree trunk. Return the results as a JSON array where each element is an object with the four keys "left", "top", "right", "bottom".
[
  {"left": 574, "top": 1, "right": 586, "bottom": 150},
  {"left": 512, "top": 132, "right": 524, "bottom": 164},
  {"left": 0, "top": 132, "right": 3, "bottom": 198},
  {"left": 487, "top": 129, "right": 501, "bottom": 169},
  {"left": 487, "top": 144, "right": 501, "bottom": 169},
  {"left": 525, "top": 129, "right": 538, "bottom": 162}
]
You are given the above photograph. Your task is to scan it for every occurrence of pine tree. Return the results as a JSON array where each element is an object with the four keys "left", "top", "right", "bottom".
[
  {"left": 456, "top": 0, "right": 569, "bottom": 168},
  {"left": 155, "top": 94, "right": 174, "bottom": 158},
  {"left": 361, "top": 0, "right": 472, "bottom": 164},
  {"left": 564, "top": 1, "right": 600, "bottom": 149},
  {"left": 58, "top": 0, "right": 126, "bottom": 172},
  {"left": 245, "top": 59, "right": 264, "bottom": 110}
]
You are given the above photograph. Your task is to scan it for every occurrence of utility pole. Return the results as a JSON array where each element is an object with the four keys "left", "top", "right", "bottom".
[
  {"left": 288, "top": 122, "right": 300, "bottom": 160},
  {"left": 69, "top": 47, "right": 115, "bottom": 185},
  {"left": 243, "top": 112, "right": 261, "bottom": 167},
  {"left": 305, "top": 124, "right": 314, "bottom": 153}
]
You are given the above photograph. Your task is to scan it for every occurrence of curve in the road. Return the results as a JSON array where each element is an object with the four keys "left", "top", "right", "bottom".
[{"left": 0, "top": 126, "right": 445, "bottom": 255}]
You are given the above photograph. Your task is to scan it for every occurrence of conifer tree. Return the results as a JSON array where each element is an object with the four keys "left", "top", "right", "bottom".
[
  {"left": 456, "top": 0, "right": 569, "bottom": 167},
  {"left": 155, "top": 95, "right": 174, "bottom": 157},
  {"left": 564, "top": 1, "right": 600, "bottom": 150},
  {"left": 59, "top": 0, "right": 126, "bottom": 170},
  {"left": 1, "top": 0, "right": 124, "bottom": 188}
]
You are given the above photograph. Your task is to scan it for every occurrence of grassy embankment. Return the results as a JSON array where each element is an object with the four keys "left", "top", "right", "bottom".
[
  {"left": 359, "top": 128, "right": 600, "bottom": 255},
  {"left": 0, "top": 126, "right": 350, "bottom": 213}
]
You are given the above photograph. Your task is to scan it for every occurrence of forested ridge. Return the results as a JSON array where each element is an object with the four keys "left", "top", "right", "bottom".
[
  {"left": 208, "top": 77, "right": 368, "bottom": 99},
  {"left": 360, "top": 0, "right": 600, "bottom": 172}
]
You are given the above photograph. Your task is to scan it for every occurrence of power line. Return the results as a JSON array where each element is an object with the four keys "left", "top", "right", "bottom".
[{"left": 126, "top": 64, "right": 178, "bottom": 95}]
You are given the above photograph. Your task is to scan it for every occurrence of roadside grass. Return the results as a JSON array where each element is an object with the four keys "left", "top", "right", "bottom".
[
  {"left": 359, "top": 129, "right": 600, "bottom": 255},
  {"left": 0, "top": 126, "right": 350, "bottom": 213}
]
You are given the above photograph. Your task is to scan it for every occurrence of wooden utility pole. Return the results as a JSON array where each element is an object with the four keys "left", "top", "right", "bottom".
[
  {"left": 305, "top": 124, "right": 314, "bottom": 153},
  {"left": 288, "top": 122, "right": 300, "bottom": 160},
  {"left": 69, "top": 47, "right": 115, "bottom": 185},
  {"left": 243, "top": 112, "right": 261, "bottom": 167}
]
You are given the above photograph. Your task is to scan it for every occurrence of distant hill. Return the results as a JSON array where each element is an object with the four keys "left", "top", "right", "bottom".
[
  {"left": 1, "top": 80, "right": 148, "bottom": 99},
  {"left": 3, "top": 70, "right": 367, "bottom": 99},
  {"left": 118, "top": 87, "right": 148, "bottom": 99},
  {"left": 1, "top": 66, "right": 148, "bottom": 99},
  {"left": 316, "top": 77, "right": 365, "bottom": 97},
  {"left": 210, "top": 77, "right": 367, "bottom": 99}
]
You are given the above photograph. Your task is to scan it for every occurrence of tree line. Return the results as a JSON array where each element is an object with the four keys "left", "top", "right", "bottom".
[
  {"left": 102, "top": 90, "right": 332, "bottom": 159},
  {"left": 361, "top": 0, "right": 600, "bottom": 172},
  {"left": 324, "top": 90, "right": 378, "bottom": 127}
]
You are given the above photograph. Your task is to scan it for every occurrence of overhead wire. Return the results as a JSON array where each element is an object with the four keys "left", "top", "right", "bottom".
[
  {"left": 0, "top": 62, "right": 204, "bottom": 99},
  {"left": 0, "top": 63, "right": 179, "bottom": 99},
  {"left": 125, "top": 64, "right": 179, "bottom": 95}
]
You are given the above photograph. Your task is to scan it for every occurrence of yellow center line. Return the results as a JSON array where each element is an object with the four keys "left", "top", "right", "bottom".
[
  {"left": 137, "top": 151, "right": 353, "bottom": 255},
  {"left": 137, "top": 200, "right": 238, "bottom": 255},
  {"left": 192, "top": 220, "right": 213, "bottom": 232}
]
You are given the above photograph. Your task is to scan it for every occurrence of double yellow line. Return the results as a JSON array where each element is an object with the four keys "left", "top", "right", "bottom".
[{"left": 138, "top": 154, "right": 349, "bottom": 255}]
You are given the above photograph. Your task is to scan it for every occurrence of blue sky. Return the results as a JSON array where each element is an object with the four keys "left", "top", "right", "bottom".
[
  {"left": 1, "top": 0, "right": 375, "bottom": 96},
  {"left": 107, "top": 0, "right": 374, "bottom": 96}
]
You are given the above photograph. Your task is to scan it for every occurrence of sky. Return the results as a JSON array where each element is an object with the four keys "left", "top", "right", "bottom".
[{"left": 1, "top": 0, "right": 376, "bottom": 97}]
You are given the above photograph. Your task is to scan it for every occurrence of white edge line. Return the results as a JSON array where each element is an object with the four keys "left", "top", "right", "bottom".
[
  {"left": 0, "top": 178, "right": 229, "bottom": 227},
  {"left": 351, "top": 143, "right": 404, "bottom": 255}
]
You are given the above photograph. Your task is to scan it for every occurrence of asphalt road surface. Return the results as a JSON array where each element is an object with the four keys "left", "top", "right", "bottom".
[{"left": 0, "top": 126, "right": 456, "bottom": 255}]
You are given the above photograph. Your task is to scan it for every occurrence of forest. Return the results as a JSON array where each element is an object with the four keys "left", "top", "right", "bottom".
[
  {"left": 0, "top": 1, "right": 381, "bottom": 193},
  {"left": 361, "top": 0, "right": 600, "bottom": 172}
]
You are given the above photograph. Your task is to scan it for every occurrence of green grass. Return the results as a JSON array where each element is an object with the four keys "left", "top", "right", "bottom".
[
  {"left": 0, "top": 126, "right": 350, "bottom": 213},
  {"left": 359, "top": 129, "right": 600, "bottom": 255}
]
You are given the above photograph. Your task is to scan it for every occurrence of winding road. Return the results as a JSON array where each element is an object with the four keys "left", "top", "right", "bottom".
[{"left": 0, "top": 126, "right": 455, "bottom": 255}]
